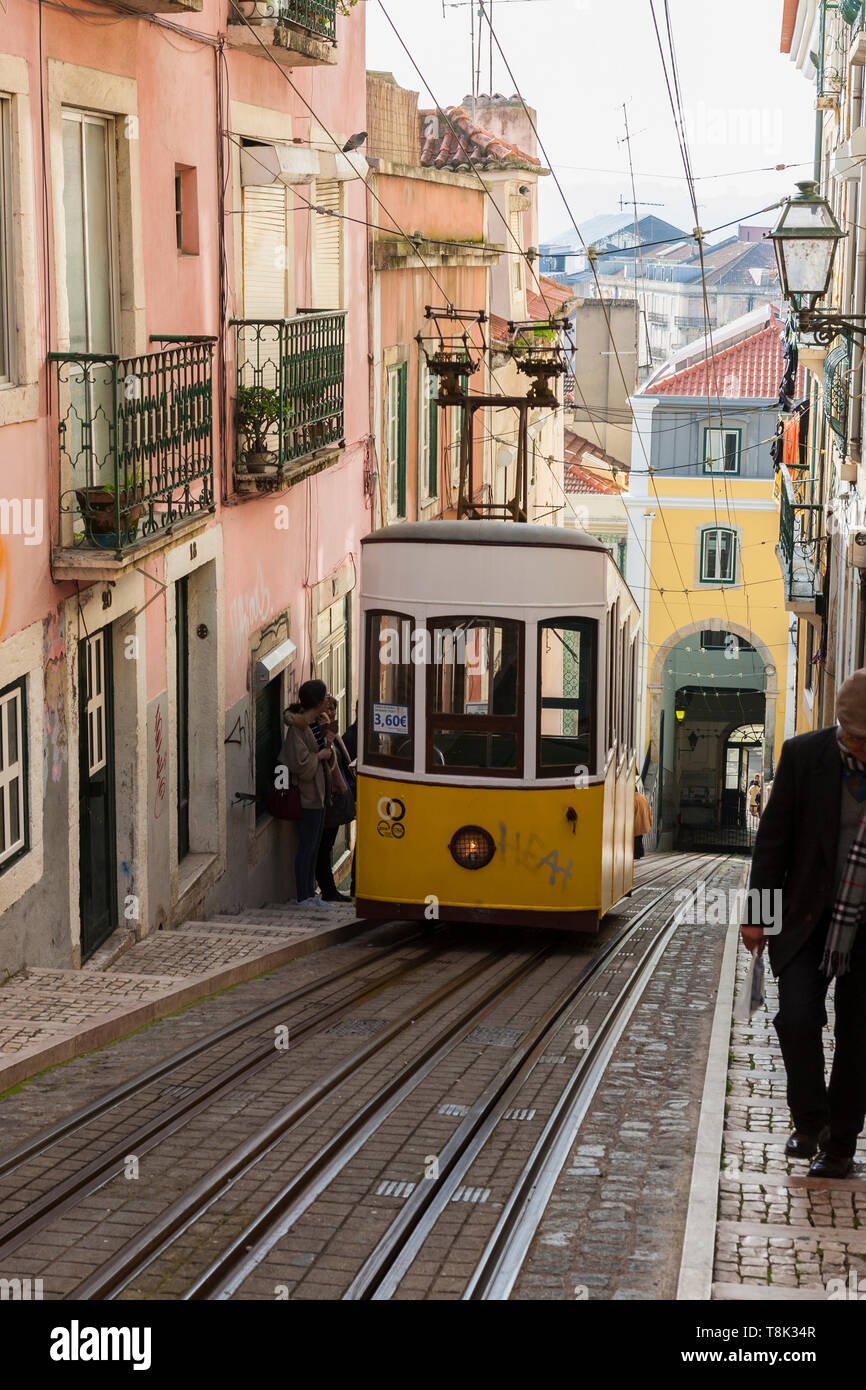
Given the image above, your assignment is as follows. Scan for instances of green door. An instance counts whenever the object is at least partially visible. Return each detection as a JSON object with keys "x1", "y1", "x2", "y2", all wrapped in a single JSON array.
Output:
[
  {"x1": 78, "y1": 629, "x2": 117, "y2": 959},
  {"x1": 176, "y1": 576, "x2": 190, "y2": 861}
]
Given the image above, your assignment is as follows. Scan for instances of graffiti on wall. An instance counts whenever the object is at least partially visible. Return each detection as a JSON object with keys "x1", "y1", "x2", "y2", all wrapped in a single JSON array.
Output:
[
  {"x1": 43, "y1": 606, "x2": 67, "y2": 787},
  {"x1": 153, "y1": 702, "x2": 168, "y2": 819},
  {"x1": 228, "y1": 563, "x2": 272, "y2": 673}
]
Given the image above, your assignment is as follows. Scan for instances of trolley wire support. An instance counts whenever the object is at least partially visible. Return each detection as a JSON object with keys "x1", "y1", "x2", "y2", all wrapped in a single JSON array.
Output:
[{"x1": 417, "y1": 307, "x2": 573, "y2": 525}]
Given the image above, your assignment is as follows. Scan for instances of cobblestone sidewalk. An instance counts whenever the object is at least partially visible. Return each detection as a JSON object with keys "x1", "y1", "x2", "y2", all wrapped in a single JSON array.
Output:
[
  {"x1": 713, "y1": 948, "x2": 866, "y2": 1299},
  {"x1": 0, "y1": 903, "x2": 360, "y2": 1094}
]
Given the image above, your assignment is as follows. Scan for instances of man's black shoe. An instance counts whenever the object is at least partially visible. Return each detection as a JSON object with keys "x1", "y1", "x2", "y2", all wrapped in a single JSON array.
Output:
[
  {"x1": 322, "y1": 891, "x2": 352, "y2": 903},
  {"x1": 785, "y1": 1127, "x2": 830, "y2": 1159},
  {"x1": 808, "y1": 1151, "x2": 854, "y2": 1179}
]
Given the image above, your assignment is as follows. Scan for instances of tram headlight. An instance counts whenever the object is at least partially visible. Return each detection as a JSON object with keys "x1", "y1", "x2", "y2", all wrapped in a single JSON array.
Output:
[{"x1": 449, "y1": 825, "x2": 496, "y2": 870}]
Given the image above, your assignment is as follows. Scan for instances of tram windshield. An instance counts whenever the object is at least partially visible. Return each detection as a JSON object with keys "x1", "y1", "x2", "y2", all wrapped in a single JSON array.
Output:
[
  {"x1": 428, "y1": 618, "x2": 523, "y2": 774},
  {"x1": 364, "y1": 611, "x2": 415, "y2": 769},
  {"x1": 538, "y1": 618, "x2": 596, "y2": 775}
]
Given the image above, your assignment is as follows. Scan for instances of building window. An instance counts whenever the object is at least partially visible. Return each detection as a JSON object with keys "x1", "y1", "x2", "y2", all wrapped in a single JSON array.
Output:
[
  {"x1": 255, "y1": 677, "x2": 283, "y2": 823},
  {"x1": 804, "y1": 619, "x2": 815, "y2": 692},
  {"x1": 448, "y1": 374, "x2": 468, "y2": 502},
  {"x1": 420, "y1": 358, "x2": 439, "y2": 502},
  {"x1": 0, "y1": 677, "x2": 28, "y2": 871},
  {"x1": 509, "y1": 208, "x2": 523, "y2": 292},
  {"x1": 702, "y1": 426, "x2": 741, "y2": 475},
  {"x1": 174, "y1": 165, "x2": 199, "y2": 256},
  {"x1": 386, "y1": 363, "x2": 407, "y2": 520},
  {"x1": 700, "y1": 527, "x2": 738, "y2": 585},
  {"x1": 0, "y1": 94, "x2": 14, "y2": 386},
  {"x1": 312, "y1": 178, "x2": 343, "y2": 310},
  {"x1": 700, "y1": 630, "x2": 754, "y2": 653}
]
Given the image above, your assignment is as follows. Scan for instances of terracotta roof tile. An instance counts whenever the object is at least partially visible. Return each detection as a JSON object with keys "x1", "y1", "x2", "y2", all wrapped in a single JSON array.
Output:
[
  {"x1": 563, "y1": 430, "x2": 626, "y2": 494},
  {"x1": 420, "y1": 106, "x2": 541, "y2": 172},
  {"x1": 644, "y1": 309, "x2": 806, "y2": 400}
]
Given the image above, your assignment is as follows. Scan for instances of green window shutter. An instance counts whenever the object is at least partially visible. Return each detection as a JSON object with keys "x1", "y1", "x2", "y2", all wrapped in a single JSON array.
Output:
[{"x1": 397, "y1": 361, "x2": 407, "y2": 517}]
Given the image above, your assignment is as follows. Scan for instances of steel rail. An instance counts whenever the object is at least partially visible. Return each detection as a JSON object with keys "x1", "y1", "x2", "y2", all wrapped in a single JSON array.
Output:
[
  {"x1": 0, "y1": 931, "x2": 457, "y2": 1260},
  {"x1": 169, "y1": 855, "x2": 717, "y2": 1301},
  {"x1": 67, "y1": 945, "x2": 549, "y2": 1300},
  {"x1": 344, "y1": 856, "x2": 726, "y2": 1300},
  {"x1": 0, "y1": 919, "x2": 424, "y2": 1180}
]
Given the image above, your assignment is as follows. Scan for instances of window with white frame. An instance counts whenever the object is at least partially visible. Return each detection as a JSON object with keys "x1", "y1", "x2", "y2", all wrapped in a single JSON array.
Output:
[
  {"x1": 385, "y1": 363, "x2": 407, "y2": 519},
  {"x1": 509, "y1": 208, "x2": 523, "y2": 292},
  {"x1": 0, "y1": 94, "x2": 14, "y2": 386},
  {"x1": 703, "y1": 426, "x2": 741, "y2": 475},
  {"x1": 0, "y1": 677, "x2": 27, "y2": 870},
  {"x1": 700, "y1": 526, "x2": 738, "y2": 585}
]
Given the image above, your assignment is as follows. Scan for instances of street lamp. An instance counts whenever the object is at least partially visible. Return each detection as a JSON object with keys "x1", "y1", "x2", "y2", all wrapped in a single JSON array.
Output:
[
  {"x1": 675, "y1": 705, "x2": 686, "y2": 724},
  {"x1": 767, "y1": 181, "x2": 866, "y2": 343}
]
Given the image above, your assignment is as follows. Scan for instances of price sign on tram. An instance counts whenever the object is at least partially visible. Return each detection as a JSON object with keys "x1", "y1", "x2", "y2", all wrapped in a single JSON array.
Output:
[{"x1": 372, "y1": 703, "x2": 409, "y2": 735}]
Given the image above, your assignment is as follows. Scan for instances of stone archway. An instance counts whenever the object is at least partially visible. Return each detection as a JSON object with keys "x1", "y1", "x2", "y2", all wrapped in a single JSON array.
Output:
[{"x1": 647, "y1": 619, "x2": 778, "y2": 778}]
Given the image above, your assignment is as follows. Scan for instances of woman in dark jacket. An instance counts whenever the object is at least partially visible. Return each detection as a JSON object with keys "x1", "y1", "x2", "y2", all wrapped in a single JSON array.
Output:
[
  {"x1": 279, "y1": 680, "x2": 336, "y2": 906},
  {"x1": 314, "y1": 694, "x2": 356, "y2": 901}
]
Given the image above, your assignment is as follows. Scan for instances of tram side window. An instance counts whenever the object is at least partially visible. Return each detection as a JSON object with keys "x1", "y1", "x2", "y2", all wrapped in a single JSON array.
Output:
[
  {"x1": 428, "y1": 618, "x2": 522, "y2": 773},
  {"x1": 538, "y1": 618, "x2": 596, "y2": 775},
  {"x1": 365, "y1": 611, "x2": 414, "y2": 769}
]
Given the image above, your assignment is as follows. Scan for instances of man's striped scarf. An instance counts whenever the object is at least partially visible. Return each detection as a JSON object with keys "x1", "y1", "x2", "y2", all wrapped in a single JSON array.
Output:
[{"x1": 823, "y1": 731, "x2": 866, "y2": 978}]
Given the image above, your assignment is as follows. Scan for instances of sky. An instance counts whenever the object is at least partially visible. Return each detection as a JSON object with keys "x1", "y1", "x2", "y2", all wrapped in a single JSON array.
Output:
[{"x1": 365, "y1": 0, "x2": 817, "y2": 247}]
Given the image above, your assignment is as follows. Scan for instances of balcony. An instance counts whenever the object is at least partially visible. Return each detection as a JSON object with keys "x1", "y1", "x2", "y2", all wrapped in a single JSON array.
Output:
[
  {"x1": 227, "y1": 0, "x2": 339, "y2": 68},
  {"x1": 777, "y1": 464, "x2": 823, "y2": 615},
  {"x1": 233, "y1": 311, "x2": 346, "y2": 493},
  {"x1": 824, "y1": 341, "x2": 849, "y2": 457},
  {"x1": 50, "y1": 338, "x2": 215, "y2": 580}
]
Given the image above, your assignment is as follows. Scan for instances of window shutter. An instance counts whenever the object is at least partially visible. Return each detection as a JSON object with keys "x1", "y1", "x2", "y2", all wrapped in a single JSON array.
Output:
[
  {"x1": 510, "y1": 210, "x2": 523, "y2": 290},
  {"x1": 397, "y1": 362, "x2": 407, "y2": 517},
  {"x1": 242, "y1": 184, "x2": 290, "y2": 319},
  {"x1": 313, "y1": 179, "x2": 343, "y2": 310}
]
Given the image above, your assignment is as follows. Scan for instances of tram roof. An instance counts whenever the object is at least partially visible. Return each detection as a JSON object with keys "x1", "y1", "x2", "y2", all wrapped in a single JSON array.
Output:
[{"x1": 362, "y1": 521, "x2": 611, "y2": 553}]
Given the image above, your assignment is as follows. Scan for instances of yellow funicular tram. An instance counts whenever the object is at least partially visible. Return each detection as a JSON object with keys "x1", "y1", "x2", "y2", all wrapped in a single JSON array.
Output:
[{"x1": 355, "y1": 521, "x2": 640, "y2": 930}]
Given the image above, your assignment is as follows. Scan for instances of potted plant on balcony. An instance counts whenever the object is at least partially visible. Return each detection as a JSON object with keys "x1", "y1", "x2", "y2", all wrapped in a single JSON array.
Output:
[
  {"x1": 233, "y1": 0, "x2": 278, "y2": 25},
  {"x1": 75, "y1": 476, "x2": 146, "y2": 549},
  {"x1": 236, "y1": 385, "x2": 282, "y2": 474}
]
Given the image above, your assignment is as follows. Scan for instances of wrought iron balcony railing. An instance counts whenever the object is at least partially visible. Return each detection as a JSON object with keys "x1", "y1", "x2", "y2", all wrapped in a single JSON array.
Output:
[
  {"x1": 778, "y1": 463, "x2": 823, "y2": 608},
  {"x1": 230, "y1": 0, "x2": 337, "y2": 41},
  {"x1": 824, "y1": 341, "x2": 850, "y2": 453},
  {"x1": 233, "y1": 311, "x2": 346, "y2": 484},
  {"x1": 50, "y1": 338, "x2": 215, "y2": 558}
]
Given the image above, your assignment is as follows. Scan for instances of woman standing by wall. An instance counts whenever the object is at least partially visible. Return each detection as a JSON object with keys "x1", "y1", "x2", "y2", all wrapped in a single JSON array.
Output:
[{"x1": 279, "y1": 680, "x2": 337, "y2": 907}]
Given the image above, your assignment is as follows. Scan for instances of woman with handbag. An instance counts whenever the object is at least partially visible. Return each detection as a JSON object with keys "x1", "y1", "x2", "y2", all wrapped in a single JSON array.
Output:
[
  {"x1": 315, "y1": 695, "x2": 357, "y2": 902},
  {"x1": 278, "y1": 680, "x2": 337, "y2": 907}
]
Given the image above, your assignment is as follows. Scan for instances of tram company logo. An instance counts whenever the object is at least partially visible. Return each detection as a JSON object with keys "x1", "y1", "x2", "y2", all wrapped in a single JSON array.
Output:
[
  {"x1": 49, "y1": 1321, "x2": 152, "y2": 1371},
  {"x1": 377, "y1": 796, "x2": 406, "y2": 838}
]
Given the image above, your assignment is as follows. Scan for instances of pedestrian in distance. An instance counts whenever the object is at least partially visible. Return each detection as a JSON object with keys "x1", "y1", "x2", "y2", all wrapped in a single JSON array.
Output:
[
  {"x1": 748, "y1": 774, "x2": 762, "y2": 821},
  {"x1": 279, "y1": 679, "x2": 338, "y2": 910},
  {"x1": 315, "y1": 694, "x2": 356, "y2": 903},
  {"x1": 634, "y1": 779, "x2": 652, "y2": 861},
  {"x1": 742, "y1": 668, "x2": 866, "y2": 1178}
]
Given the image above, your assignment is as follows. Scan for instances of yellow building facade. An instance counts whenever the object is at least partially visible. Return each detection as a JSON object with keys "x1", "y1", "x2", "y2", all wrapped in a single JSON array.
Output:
[{"x1": 624, "y1": 308, "x2": 797, "y2": 850}]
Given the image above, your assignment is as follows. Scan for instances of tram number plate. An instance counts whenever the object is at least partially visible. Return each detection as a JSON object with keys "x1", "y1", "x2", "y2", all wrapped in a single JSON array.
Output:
[{"x1": 373, "y1": 703, "x2": 409, "y2": 735}]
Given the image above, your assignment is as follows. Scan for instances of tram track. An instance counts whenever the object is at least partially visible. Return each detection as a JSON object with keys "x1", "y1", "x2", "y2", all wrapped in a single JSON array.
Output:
[
  {"x1": 69, "y1": 854, "x2": 720, "y2": 1302},
  {"x1": 0, "y1": 852, "x2": 708, "y2": 1299}
]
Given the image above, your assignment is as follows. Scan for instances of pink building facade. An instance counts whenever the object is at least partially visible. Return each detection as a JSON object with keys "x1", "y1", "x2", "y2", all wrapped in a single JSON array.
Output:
[{"x1": 0, "y1": 0, "x2": 371, "y2": 972}]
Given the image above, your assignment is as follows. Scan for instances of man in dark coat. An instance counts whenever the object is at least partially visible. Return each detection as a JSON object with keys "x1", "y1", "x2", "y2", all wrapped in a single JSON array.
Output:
[{"x1": 742, "y1": 669, "x2": 866, "y2": 1178}]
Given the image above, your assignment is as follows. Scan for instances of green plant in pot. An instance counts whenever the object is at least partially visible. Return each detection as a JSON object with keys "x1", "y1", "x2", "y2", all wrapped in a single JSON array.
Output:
[
  {"x1": 236, "y1": 385, "x2": 281, "y2": 473},
  {"x1": 75, "y1": 475, "x2": 146, "y2": 548}
]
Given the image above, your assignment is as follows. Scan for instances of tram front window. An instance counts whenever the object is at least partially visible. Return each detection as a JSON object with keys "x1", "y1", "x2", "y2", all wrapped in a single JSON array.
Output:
[
  {"x1": 365, "y1": 611, "x2": 415, "y2": 769},
  {"x1": 428, "y1": 618, "x2": 523, "y2": 774},
  {"x1": 538, "y1": 618, "x2": 596, "y2": 775}
]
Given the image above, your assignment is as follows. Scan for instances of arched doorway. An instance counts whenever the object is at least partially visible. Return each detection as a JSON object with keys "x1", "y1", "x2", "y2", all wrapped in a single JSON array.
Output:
[
  {"x1": 647, "y1": 624, "x2": 776, "y2": 853},
  {"x1": 722, "y1": 723, "x2": 765, "y2": 835}
]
